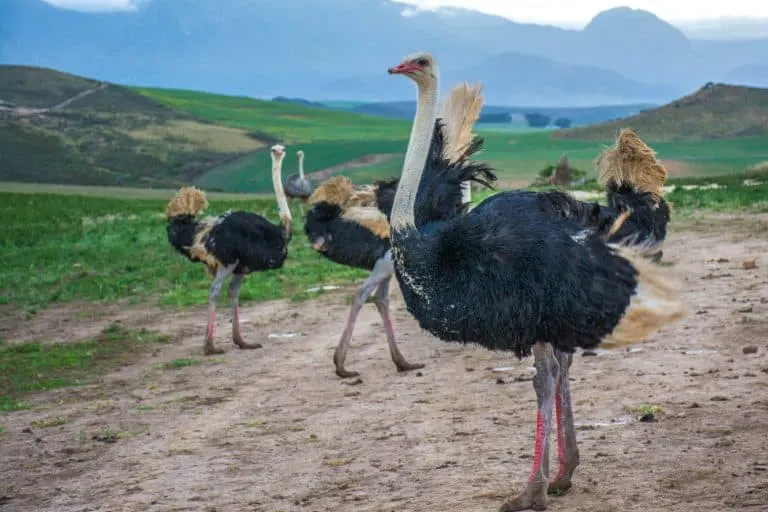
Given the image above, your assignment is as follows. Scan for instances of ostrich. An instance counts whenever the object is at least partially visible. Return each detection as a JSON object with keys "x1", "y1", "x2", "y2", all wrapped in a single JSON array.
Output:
[
  {"x1": 387, "y1": 52, "x2": 686, "y2": 511},
  {"x1": 166, "y1": 145, "x2": 293, "y2": 355},
  {"x1": 284, "y1": 150, "x2": 314, "y2": 199},
  {"x1": 304, "y1": 83, "x2": 494, "y2": 378}
]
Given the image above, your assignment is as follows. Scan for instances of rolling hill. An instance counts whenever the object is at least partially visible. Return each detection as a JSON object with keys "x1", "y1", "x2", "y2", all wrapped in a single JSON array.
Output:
[
  {"x1": 0, "y1": 65, "x2": 275, "y2": 187},
  {"x1": 0, "y1": 65, "x2": 414, "y2": 191},
  {"x1": 555, "y1": 83, "x2": 768, "y2": 141}
]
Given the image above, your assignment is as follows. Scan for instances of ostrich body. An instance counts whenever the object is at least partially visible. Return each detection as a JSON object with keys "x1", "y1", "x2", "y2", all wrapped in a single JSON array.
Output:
[
  {"x1": 304, "y1": 84, "x2": 493, "y2": 378},
  {"x1": 387, "y1": 53, "x2": 686, "y2": 511},
  {"x1": 284, "y1": 150, "x2": 314, "y2": 199},
  {"x1": 166, "y1": 145, "x2": 292, "y2": 355}
]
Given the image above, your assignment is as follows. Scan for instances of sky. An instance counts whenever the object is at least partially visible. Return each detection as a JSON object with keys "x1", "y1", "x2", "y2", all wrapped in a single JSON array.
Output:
[{"x1": 42, "y1": 0, "x2": 768, "y2": 26}]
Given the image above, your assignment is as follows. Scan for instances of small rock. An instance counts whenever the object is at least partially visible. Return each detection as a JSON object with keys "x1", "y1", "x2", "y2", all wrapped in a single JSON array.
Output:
[
  {"x1": 689, "y1": 402, "x2": 701, "y2": 408},
  {"x1": 742, "y1": 259, "x2": 758, "y2": 270},
  {"x1": 743, "y1": 345, "x2": 759, "y2": 355},
  {"x1": 710, "y1": 396, "x2": 729, "y2": 402},
  {"x1": 583, "y1": 350, "x2": 598, "y2": 357},
  {"x1": 495, "y1": 378, "x2": 505, "y2": 384},
  {"x1": 639, "y1": 413, "x2": 657, "y2": 423},
  {"x1": 343, "y1": 378, "x2": 363, "y2": 386},
  {"x1": 415, "y1": 372, "x2": 423, "y2": 377},
  {"x1": 21, "y1": 428, "x2": 32, "y2": 434},
  {"x1": 737, "y1": 305, "x2": 754, "y2": 313},
  {"x1": 676, "y1": 412, "x2": 687, "y2": 418}
]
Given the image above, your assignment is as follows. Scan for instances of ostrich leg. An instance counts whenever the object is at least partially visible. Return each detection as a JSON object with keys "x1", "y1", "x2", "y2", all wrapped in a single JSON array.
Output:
[
  {"x1": 548, "y1": 350, "x2": 579, "y2": 494},
  {"x1": 500, "y1": 342, "x2": 560, "y2": 512},
  {"x1": 204, "y1": 264, "x2": 235, "y2": 355},
  {"x1": 230, "y1": 273, "x2": 262, "y2": 350},
  {"x1": 372, "y1": 275, "x2": 424, "y2": 374},
  {"x1": 333, "y1": 260, "x2": 388, "y2": 378}
]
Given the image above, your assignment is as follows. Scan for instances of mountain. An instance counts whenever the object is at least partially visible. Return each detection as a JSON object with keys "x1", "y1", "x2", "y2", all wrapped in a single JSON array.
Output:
[
  {"x1": 554, "y1": 83, "x2": 768, "y2": 141},
  {"x1": 1, "y1": 0, "x2": 767, "y2": 105}
]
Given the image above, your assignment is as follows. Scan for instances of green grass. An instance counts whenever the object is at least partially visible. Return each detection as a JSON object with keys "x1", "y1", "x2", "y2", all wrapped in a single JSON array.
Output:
[
  {"x1": 136, "y1": 87, "x2": 410, "y2": 143},
  {"x1": 161, "y1": 358, "x2": 201, "y2": 370},
  {"x1": 0, "y1": 323, "x2": 170, "y2": 411},
  {"x1": 0, "y1": 191, "x2": 367, "y2": 311}
]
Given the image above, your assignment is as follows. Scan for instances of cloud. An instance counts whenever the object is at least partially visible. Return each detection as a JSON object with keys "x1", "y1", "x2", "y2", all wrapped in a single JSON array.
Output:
[{"x1": 42, "y1": 0, "x2": 149, "y2": 12}]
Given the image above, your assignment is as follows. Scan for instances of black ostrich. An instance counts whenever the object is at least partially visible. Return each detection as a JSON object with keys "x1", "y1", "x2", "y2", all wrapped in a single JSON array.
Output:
[
  {"x1": 387, "y1": 52, "x2": 687, "y2": 511},
  {"x1": 304, "y1": 83, "x2": 492, "y2": 378},
  {"x1": 166, "y1": 145, "x2": 293, "y2": 355},
  {"x1": 284, "y1": 149, "x2": 314, "y2": 200}
]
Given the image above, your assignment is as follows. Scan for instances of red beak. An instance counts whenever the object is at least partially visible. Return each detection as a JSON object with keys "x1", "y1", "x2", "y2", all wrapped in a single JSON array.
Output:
[{"x1": 387, "y1": 62, "x2": 420, "y2": 75}]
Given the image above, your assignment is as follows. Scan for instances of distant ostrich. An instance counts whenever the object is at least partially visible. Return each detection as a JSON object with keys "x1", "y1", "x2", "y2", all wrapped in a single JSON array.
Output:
[
  {"x1": 284, "y1": 150, "x2": 314, "y2": 199},
  {"x1": 304, "y1": 83, "x2": 493, "y2": 378},
  {"x1": 387, "y1": 52, "x2": 686, "y2": 511},
  {"x1": 166, "y1": 145, "x2": 292, "y2": 355}
]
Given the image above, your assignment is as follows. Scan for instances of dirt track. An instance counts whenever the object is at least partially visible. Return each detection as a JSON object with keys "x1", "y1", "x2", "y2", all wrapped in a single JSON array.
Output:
[{"x1": 2, "y1": 214, "x2": 768, "y2": 512}]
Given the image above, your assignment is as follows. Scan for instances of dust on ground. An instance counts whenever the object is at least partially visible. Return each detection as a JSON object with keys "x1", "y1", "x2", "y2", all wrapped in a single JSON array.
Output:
[{"x1": 2, "y1": 214, "x2": 768, "y2": 512}]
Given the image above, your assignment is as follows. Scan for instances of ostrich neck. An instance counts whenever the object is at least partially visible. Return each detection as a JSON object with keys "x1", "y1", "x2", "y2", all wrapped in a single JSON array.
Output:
[
  {"x1": 298, "y1": 154, "x2": 305, "y2": 179},
  {"x1": 271, "y1": 158, "x2": 292, "y2": 239},
  {"x1": 390, "y1": 81, "x2": 439, "y2": 229}
]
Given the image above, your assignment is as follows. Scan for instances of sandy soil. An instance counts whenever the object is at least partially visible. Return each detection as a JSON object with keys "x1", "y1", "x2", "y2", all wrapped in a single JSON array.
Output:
[{"x1": 2, "y1": 214, "x2": 768, "y2": 512}]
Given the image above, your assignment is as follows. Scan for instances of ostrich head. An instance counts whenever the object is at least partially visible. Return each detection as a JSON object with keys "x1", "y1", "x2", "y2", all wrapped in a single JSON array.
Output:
[
  {"x1": 297, "y1": 150, "x2": 304, "y2": 158},
  {"x1": 387, "y1": 52, "x2": 438, "y2": 86},
  {"x1": 271, "y1": 144, "x2": 285, "y2": 159}
]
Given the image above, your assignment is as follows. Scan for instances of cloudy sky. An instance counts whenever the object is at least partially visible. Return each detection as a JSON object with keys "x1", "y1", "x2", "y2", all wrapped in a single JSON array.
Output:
[{"x1": 43, "y1": 0, "x2": 768, "y2": 26}]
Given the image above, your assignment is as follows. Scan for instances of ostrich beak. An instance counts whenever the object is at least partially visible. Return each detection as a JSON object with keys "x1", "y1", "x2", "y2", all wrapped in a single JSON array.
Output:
[{"x1": 388, "y1": 62, "x2": 419, "y2": 75}]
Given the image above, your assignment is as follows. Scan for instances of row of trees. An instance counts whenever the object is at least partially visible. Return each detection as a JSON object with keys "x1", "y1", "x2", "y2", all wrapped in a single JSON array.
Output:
[{"x1": 477, "y1": 112, "x2": 573, "y2": 129}]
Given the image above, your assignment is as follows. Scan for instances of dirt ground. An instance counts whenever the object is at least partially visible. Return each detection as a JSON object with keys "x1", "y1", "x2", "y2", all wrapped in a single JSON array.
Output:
[{"x1": 2, "y1": 214, "x2": 768, "y2": 512}]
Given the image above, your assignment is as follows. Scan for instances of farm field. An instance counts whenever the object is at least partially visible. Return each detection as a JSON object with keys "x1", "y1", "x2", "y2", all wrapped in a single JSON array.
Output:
[
  {"x1": 137, "y1": 88, "x2": 768, "y2": 193},
  {"x1": 1, "y1": 206, "x2": 767, "y2": 511}
]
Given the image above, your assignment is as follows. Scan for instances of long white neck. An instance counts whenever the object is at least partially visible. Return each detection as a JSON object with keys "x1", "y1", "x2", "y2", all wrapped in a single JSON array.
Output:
[
  {"x1": 298, "y1": 153, "x2": 305, "y2": 179},
  {"x1": 271, "y1": 155, "x2": 292, "y2": 237},
  {"x1": 461, "y1": 181, "x2": 471, "y2": 205},
  {"x1": 390, "y1": 78, "x2": 440, "y2": 230}
]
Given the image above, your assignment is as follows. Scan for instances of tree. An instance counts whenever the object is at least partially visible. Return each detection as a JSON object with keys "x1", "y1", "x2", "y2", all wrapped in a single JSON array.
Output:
[
  {"x1": 554, "y1": 117, "x2": 572, "y2": 129},
  {"x1": 524, "y1": 112, "x2": 550, "y2": 128}
]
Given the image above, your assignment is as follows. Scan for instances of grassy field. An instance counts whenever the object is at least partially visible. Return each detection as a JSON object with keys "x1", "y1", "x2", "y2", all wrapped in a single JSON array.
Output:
[{"x1": 0, "y1": 172, "x2": 767, "y2": 411}]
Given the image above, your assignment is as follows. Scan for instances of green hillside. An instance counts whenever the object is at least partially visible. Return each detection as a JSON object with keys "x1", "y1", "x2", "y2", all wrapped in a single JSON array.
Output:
[
  {"x1": 4, "y1": 66, "x2": 768, "y2": 194},
  {"x1": 0, "y1": 66, "x2": 269, "y2": 187},
  {"x1": 556, "y1": 83, "x2": 768, "y2": 141}
]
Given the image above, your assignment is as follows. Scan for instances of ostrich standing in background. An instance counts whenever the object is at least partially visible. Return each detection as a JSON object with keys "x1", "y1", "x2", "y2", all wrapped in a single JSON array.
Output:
[
  {"x1": 166, "y1": 145, "x2": 292, "y2": 355},
  {"x1": 387, "y1": 52, "x2": 686, "y2": 511},
  {"x1": 304, "y1": 83, "x2": 492, "y2": 378},
  {"x1": 284, "y1": 150, "x2": 314, "y2": 199}
]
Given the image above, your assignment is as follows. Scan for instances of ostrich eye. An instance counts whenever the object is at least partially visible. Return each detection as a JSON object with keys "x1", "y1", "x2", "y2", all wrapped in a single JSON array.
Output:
[{"x1": 416, "y1": 58, "x2": 429, "y2": 67}]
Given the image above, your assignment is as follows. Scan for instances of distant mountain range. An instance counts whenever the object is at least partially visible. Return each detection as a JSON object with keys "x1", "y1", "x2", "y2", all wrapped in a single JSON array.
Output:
[{"x1": 1, "y1": 0, "x2": 767, "y2": 105}]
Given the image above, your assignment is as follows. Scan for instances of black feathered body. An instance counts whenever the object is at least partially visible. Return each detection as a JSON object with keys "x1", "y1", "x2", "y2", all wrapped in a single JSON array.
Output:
[
  {"x1": 284, "y1": 174, "x2": 314, "y2": 199},
  {"x1": 602, "y1": 183, "x2": 670, "y2": 247},
  {"x1": 303, "y1": 202, "x2": 390, "y2": 270},
  {"x1": 168, "y1": 210, "x2": 289, "y2": 274},
  {"x1": 392, "y1": 196, "x2": 639, "y2": 359}
]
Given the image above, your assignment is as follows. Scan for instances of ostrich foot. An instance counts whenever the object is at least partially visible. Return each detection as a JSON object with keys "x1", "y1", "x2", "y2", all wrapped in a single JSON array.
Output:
[
  {"x1": 546, "y1": 476, "x2": 572, "y2": 495},
  {"x1": 233, "y1": 335, "x2": 262, "y2": 350},
  {"x1": 395, "y1": 361, "x2": 425, "y2": 373},
  {"x1": 204, "y1": 339, "x2": 226, "y2": 356},
  {"x1": 335, "y1": 366, "x2": 360, "y2": 379},
  {"x1": 499, "y1": 483, "x2": 548, "y2": 512}
]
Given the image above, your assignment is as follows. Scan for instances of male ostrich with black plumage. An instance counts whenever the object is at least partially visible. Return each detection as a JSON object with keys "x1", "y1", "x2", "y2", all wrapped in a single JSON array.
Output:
[
  {"x1": 387, "y1": 52, "x2": 686, "y2": 511},
  {"x1": 166, "y1": 145, "x2": 292, "y2": 355},
  {"x1": 304, "y1": 83, "x2": 492, "y2": 378},
  {"x1": 284, "y1": 150, "x2": 314, "y2": 199}
]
